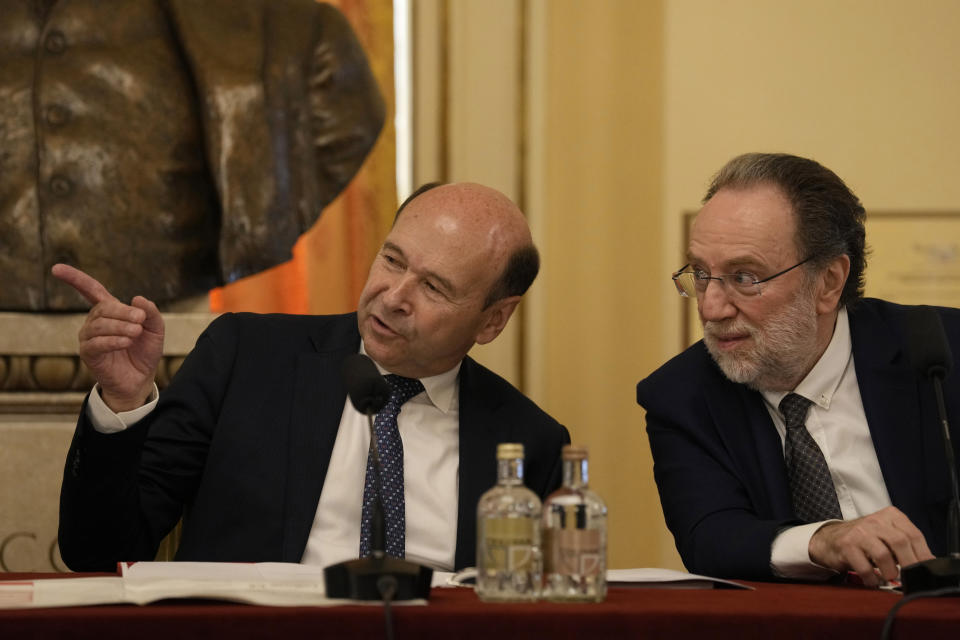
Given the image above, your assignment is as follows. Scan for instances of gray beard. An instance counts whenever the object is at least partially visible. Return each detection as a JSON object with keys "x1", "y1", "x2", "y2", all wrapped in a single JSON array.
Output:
[{"x1": 703, "y1": 288, "x2": 820, "y2": 392}]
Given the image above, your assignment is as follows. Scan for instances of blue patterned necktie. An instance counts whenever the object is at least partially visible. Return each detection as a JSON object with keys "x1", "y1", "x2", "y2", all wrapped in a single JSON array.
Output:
[
  {"x1": 780, "y1": 393, "x2": 843, "y2": 523},
  {"x1": 359, "y1": 374, "x2": 424, "y2": 558}
]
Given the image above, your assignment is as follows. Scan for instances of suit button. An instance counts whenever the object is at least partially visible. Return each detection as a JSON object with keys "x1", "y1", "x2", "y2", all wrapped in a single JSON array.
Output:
[
  {"x1": 44, "y1": 31, "x2": 66, "y2": 54},
  {"x1": 50, "y1": 175, "x2": 72, "y2": 196},
  {"x1": 45, "y1": 104, "x2": 70, "y2": 126}
]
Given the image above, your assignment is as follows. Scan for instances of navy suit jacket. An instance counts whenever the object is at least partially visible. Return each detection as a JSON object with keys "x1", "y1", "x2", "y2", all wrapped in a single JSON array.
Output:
[
  {"x1": 636, "y1": 299, "x2": 960, "y2": 580},
  {"x1": 60, "y1": 312, "x2": 569, "y2": 572}
]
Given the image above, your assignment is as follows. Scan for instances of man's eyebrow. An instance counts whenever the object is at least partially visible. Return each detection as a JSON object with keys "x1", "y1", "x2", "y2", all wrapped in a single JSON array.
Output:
[
  {"x1": 685, "y1": 252, "x2": 764, "y2": 269},
  {"x1": 382, "y1": 241, "x2": 405, "y2": 257},
  {"x1": 382, "y1": 241, "x2": 457, "y2": 294}
]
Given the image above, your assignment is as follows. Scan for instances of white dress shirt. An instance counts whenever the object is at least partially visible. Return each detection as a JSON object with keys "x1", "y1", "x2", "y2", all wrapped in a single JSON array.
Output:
[
  {"x1": 762, "y1": 307, "x2": 892, "y2": 579},
  {"x1": 300, "y1": 351, "x2": 460, "y2": 570},
  {"x1": 87, "y1": 343, "x2": 462, "y2": 571}
]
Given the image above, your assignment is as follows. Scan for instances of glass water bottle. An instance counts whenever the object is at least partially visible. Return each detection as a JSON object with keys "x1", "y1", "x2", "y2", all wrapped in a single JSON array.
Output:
[
  {"x1": 475, "y1": 443, "x2": 542, "y2": 601},
  {"x1": 542, "y1": 444, "x2": 607, "y2": 602}
]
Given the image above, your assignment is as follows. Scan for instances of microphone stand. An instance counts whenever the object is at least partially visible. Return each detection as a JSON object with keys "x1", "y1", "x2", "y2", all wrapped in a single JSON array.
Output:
[
  {"x1": 901, "y1": 372, "x2": 960, "y2": 593},
  {"x1": 323, "y1": 410, "x2": 433, "y2": 601}
]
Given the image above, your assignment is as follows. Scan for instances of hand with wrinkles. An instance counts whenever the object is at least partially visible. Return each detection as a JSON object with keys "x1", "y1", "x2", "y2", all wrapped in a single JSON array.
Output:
[
  {"x1": 809, "y1": 506, "x2": 934, "y2": 587},
  {"x1": 51, "y1": 264, "x2": 164, "y2": 413}
]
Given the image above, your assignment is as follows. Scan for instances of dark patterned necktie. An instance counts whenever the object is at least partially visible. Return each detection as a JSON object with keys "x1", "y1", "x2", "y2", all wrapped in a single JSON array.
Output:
[
  {"x1": 359, "y1": 374, "x2": 424, "y2": 558},
  {"x1": 780, "y1": 393, "x2": 843, "y2": 523}
]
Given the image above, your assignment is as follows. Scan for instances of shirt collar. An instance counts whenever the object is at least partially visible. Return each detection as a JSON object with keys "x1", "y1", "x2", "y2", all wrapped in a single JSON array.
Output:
[
  {"x1": 761, "y1": 306, "x2": 852, "y2": 411},
  {"x1": 359, "y1": 341, "x2": 461, "y2": 414}
]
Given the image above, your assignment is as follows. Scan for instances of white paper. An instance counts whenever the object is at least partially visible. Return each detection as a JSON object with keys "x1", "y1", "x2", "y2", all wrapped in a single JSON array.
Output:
[
  {"x1": 607, "y1": 567, "x2": 751, "y2": 589},
  {"x1": 433, "y1": 567, "x2": 750, "y2": 590}
]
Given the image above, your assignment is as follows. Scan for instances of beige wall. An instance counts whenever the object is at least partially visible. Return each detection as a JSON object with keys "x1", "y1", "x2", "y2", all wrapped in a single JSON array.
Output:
[
  {"x1": 412, "y1": 0, "x2": 960, "y2": 571},
  {"x1": 412, "y1": 0, "x2": 673, "y2": 569},
  {"x1": 528, "y1": 0, "x2": 670, "y2": 569}
]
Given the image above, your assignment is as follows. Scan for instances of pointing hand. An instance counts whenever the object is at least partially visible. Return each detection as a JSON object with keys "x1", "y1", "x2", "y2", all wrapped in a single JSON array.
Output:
[{"x1": 51, "y1": 264, "x2": 164, "y2": 412}]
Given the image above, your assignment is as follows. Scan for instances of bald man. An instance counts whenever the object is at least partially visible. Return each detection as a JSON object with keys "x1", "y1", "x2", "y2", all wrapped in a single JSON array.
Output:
[{"x1": 55, "y1": 182, "x2": 569, "y2": 572}]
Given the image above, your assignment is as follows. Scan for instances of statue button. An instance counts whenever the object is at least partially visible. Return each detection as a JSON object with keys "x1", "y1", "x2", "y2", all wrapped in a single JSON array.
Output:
[
  {"x1": 50, "y1": 175, "x2": 72, "y2": 197},
  {"x1": 44, "y1": 31, "x2": 66, "y2": 54},
  {"x1": 52, "y1": 251, "x2": 78, "y2": 267},
  {"x1": 45, "y1": 105, "x2": 70, "y2": 126}
]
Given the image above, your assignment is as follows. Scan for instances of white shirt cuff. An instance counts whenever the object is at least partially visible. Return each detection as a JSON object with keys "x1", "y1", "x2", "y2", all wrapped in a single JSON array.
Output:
[
  {"x1": 86, "y1": 383, "x2": 160, "y2": 434},
  {"x1": 770, "y1": 521, "x2": 842, "y2": 580}
]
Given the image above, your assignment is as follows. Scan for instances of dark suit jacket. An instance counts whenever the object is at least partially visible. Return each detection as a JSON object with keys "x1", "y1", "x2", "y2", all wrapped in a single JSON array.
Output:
[
  {"x1": 636, "y1": 298, "x2": 960, "y2": 581},
  {"x1": 59, "y1": 312, "x2": 569, "y2": 572}
]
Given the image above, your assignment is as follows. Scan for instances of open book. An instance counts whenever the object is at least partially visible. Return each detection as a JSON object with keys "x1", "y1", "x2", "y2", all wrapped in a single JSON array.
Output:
[{"x1": 0, "y1": 562, "x2": 426, "y2": 609}]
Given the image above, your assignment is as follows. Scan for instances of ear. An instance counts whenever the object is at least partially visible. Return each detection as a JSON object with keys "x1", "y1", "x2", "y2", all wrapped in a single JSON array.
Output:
[
  {"x1": 475, "y1": 296, "x2": 522, "y2": 345},
  {"x1": 815, "y1": 254, "x2": 850, "y2": 314}
]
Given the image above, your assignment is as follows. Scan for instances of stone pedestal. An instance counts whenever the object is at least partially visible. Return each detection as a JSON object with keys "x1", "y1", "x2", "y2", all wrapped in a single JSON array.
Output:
[{"x1": 0, "y1": 312, "x2": 214, "y2": 572}]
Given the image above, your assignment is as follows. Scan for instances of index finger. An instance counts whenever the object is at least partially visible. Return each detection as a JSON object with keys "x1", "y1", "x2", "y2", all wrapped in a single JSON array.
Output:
[{"x1": 51, "y1": 263, "x2": 115, "y2": 306}]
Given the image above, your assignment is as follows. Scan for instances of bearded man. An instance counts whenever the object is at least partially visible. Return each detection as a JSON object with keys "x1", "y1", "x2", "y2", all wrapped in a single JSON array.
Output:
[{"x1": 636, "y1": 153, "x2": 960, "y2": 585}]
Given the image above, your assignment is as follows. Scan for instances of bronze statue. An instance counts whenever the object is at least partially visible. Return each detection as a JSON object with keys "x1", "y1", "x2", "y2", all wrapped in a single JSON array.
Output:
[{"x1": 0, "y1": 0, "x2": 384, "y2": 310}]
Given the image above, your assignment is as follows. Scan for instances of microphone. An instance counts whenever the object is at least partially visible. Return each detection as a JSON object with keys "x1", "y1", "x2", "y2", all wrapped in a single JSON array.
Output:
[
  {"x1": 900, "y1": 306, "x2": 960, "y2": 593},
  {"x1": 323, "y1": 354, "x2": 433, "y2": 601},
  {"x1": 905, "y1": 305, "x2": 954, "y2": 379},
  {"x1": 342, "y1": 353, "x2": 391, "y2": 414}
]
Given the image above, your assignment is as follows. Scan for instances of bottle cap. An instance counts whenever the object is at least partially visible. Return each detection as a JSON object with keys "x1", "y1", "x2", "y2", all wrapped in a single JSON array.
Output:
[
  {"x1": 561, "y1": 444, "x2": 588, "y2": 460},
  {"x1": 496, "y1": 443, "x2": 524, "y2": 459}
]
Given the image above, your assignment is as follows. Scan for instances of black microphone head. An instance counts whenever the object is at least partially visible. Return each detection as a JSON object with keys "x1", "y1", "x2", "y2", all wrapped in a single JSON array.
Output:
[
  {"x1": 904, "y1": 306, "x2": 953, "y2": 379},
  {"x1": 342, "y1": 354, "x2": 390, "y2": 414}
]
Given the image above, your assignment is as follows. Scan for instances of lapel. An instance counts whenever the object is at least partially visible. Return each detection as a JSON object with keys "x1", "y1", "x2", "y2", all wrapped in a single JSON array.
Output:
[
  {"x1": 280, "y1": 316, "x2": 360, "y2": 561},
  {"x1": 164, "y1": 0, "x2": 271, "y2": 206},
  {"x1": 701, "y1": 364, "x2": 795, "y2": 520},
  {"x1": 849, "y1": 302, "x2": 927, "y2": 518},
  {"x1": 454, "y1": 358, "x2": 509, "y2": 570},
  {"x1": 163, "y1": 0, "x2": 302, "y2": 268}
]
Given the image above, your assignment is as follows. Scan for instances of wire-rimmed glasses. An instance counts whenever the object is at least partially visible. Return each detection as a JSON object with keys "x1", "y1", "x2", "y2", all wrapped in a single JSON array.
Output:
[{"x1": 672, "y1": 257, "x2": 813, "y2": 298}]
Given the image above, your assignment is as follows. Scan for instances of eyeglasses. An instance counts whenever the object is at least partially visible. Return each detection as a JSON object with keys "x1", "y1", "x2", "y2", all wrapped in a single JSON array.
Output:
[{"x1": 672, "y1": 256, "x2": 813, "y2": 299}]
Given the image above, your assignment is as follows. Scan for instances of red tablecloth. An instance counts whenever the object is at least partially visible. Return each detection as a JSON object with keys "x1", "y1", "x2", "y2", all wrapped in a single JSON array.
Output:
[{"x1": 1, "y1": 573, "x2": 958, "y2": 639}]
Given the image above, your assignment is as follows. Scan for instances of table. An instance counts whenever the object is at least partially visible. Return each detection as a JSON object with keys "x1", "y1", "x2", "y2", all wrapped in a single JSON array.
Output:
[{"x1": 2, "y1": 573, "x2": 959, "y2": 639}]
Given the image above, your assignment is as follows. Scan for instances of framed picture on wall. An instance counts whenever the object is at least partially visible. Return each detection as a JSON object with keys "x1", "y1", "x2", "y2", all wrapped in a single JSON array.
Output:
[{"x1": 861, "y1": 212, "x2": 960, "y2": 307}]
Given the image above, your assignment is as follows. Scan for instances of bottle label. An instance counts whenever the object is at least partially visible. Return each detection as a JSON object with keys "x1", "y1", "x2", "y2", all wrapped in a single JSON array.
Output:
[
  {"x1": 544, "y1": 529, "x2": 602, "y2": 576},
  {"x1": 482, "y1": 518, "x2": 536, "y2": 570}
]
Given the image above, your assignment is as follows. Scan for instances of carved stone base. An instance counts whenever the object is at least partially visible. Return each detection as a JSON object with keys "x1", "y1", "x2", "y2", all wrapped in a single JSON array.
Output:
[
  {"x1": 0, "y1": 311, "x2": 215, "y2": 572},
  {"x1": 0, "y1": 312, "x2": 215, "y2": 414}
]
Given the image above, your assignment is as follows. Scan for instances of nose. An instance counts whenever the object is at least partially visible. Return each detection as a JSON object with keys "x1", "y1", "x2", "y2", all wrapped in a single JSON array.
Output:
[
  {"x1": 381, "y1": 274, "x2": 415, "y2": 313},
  {"x1": 697, "y1": 279, "x2": 737, "y2": 323}
]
